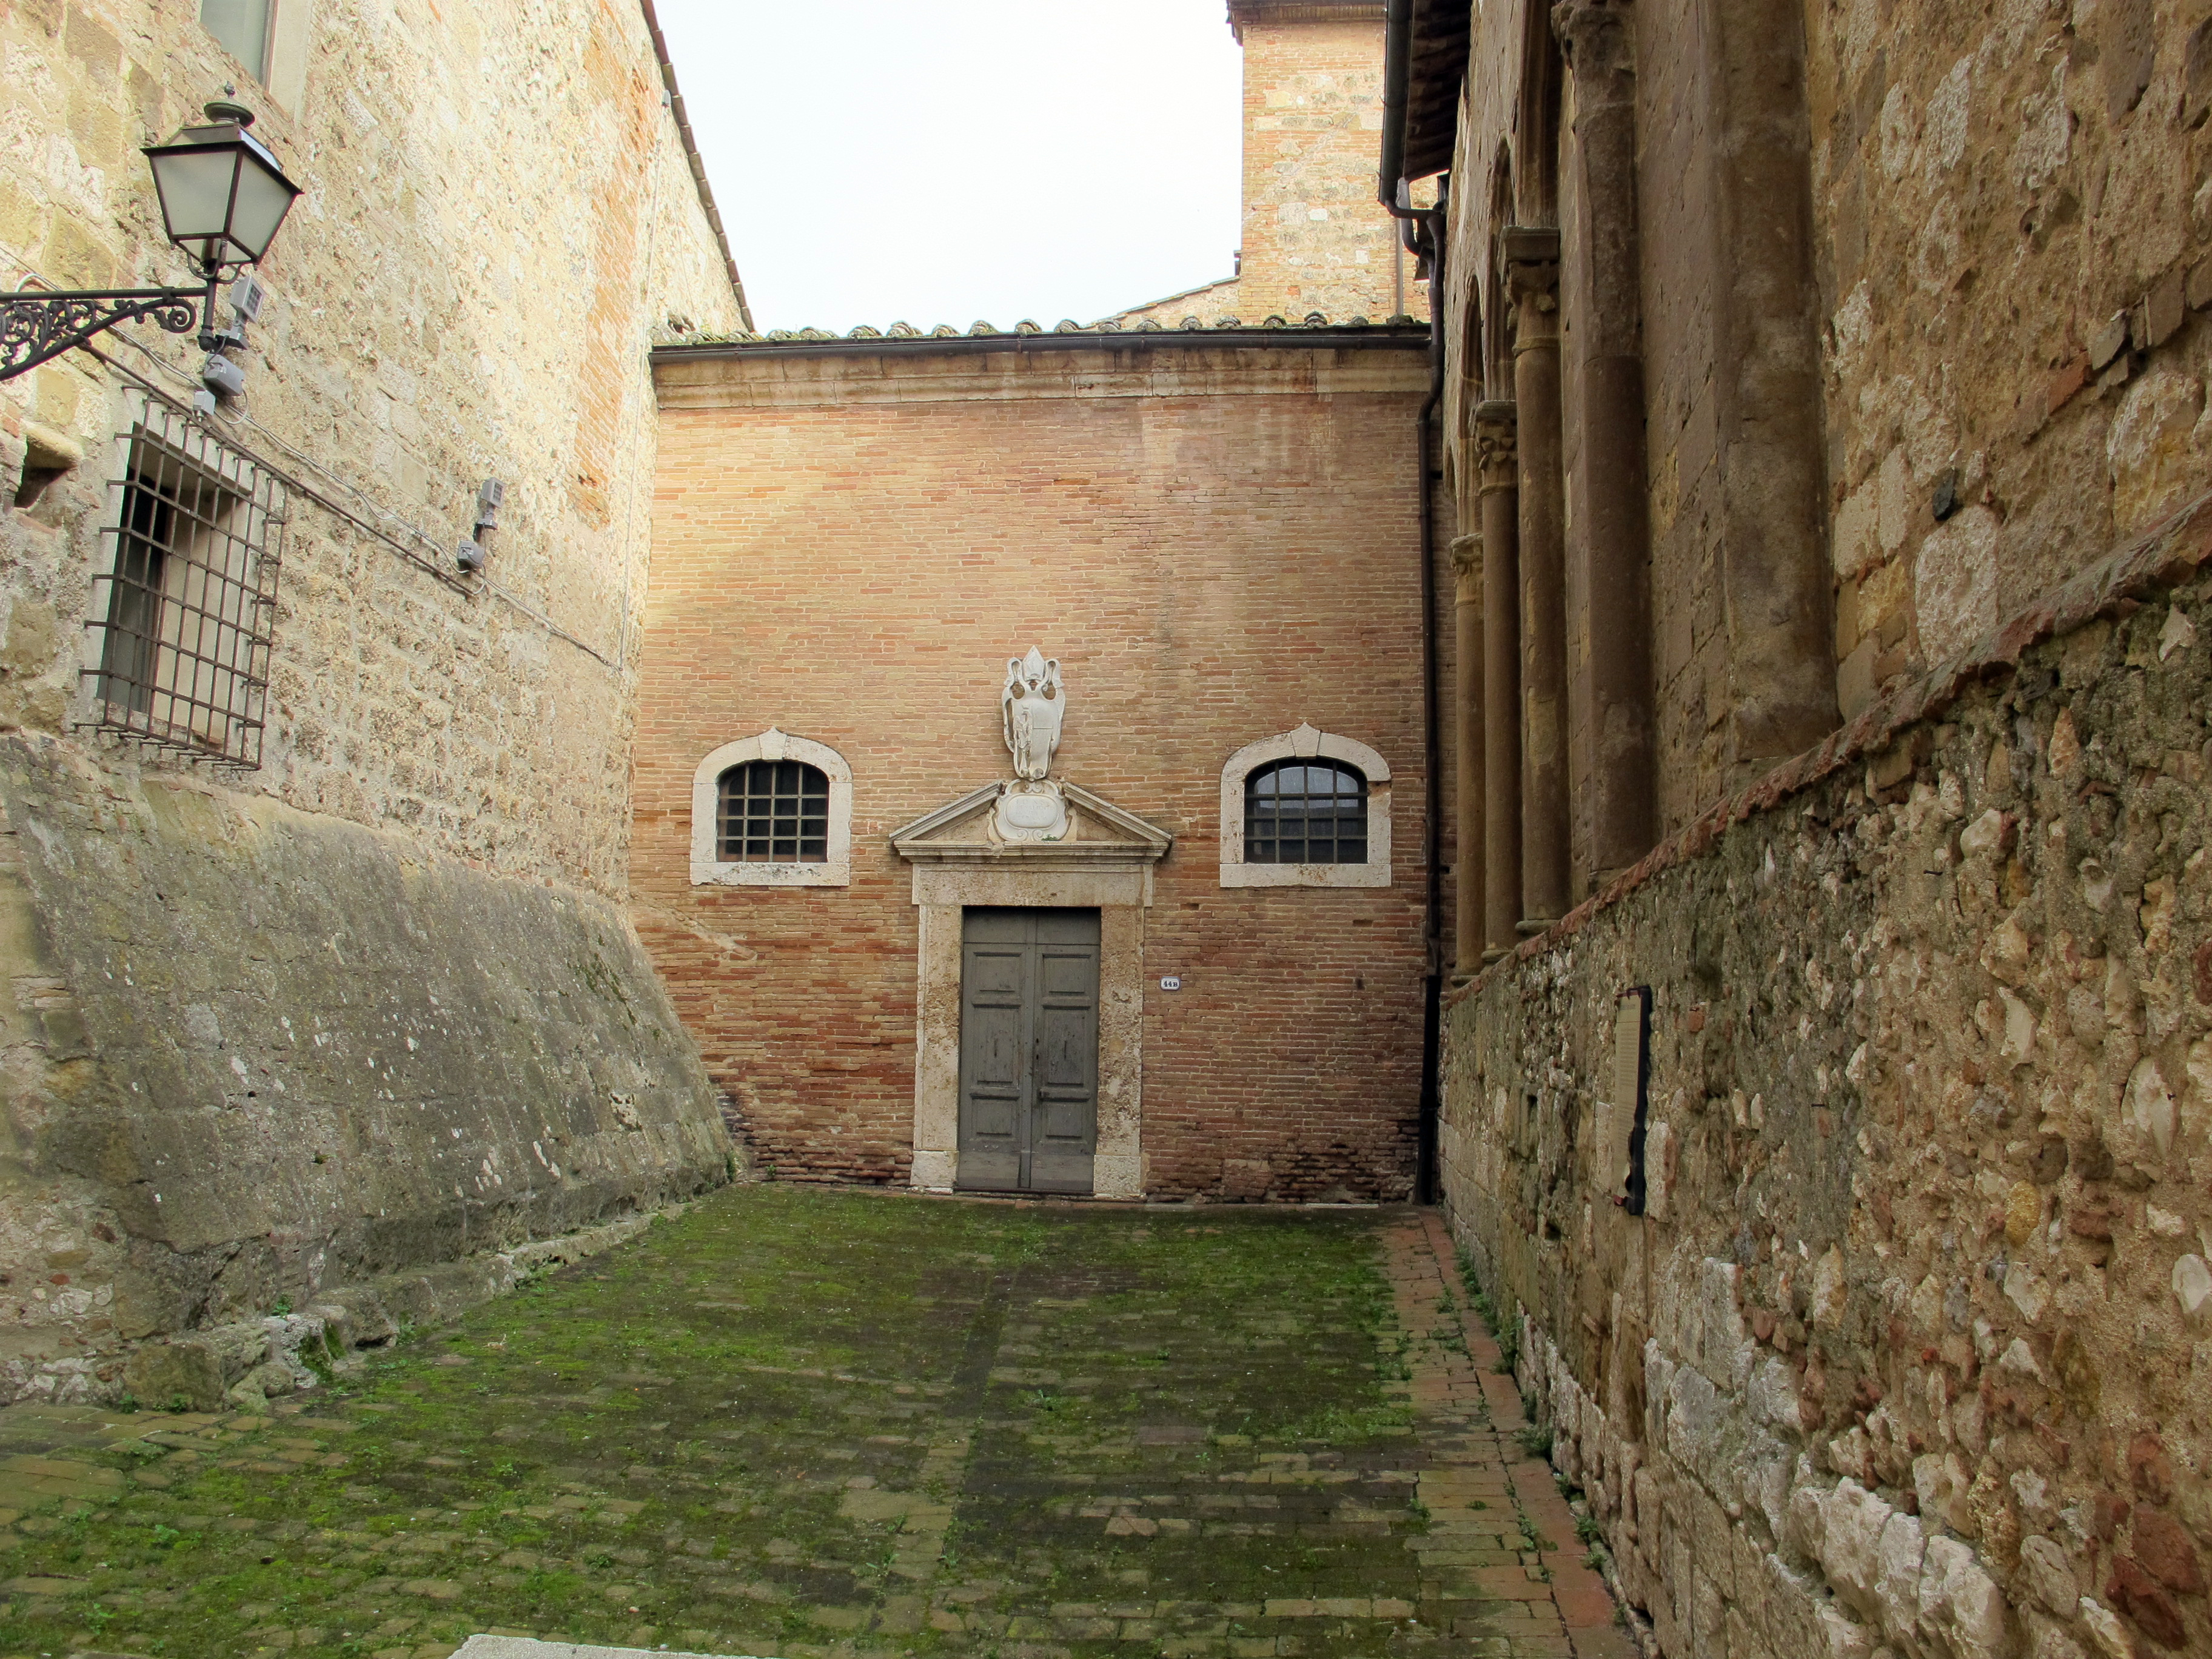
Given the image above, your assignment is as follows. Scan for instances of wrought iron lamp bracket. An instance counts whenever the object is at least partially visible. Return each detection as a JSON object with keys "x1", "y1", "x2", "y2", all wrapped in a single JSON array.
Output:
[{"x1": 1, "y1": 269, "x2": 219, "y2": 381}]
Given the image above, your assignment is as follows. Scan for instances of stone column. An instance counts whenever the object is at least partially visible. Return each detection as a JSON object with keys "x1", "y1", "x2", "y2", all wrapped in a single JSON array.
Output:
[
  {"x1": 1450, "y1": 530, "x2": 1484, "y2": 977},
  {"x1": 1703, "y1": 0, "x2": 1838, "y2": 768},
  {"x1": 1557, "y1": 0, "x2": 1655, "y2": 884},
  {"x1": 1505, "y1": 227, "x2": 1569, "y2": 929},
  {"x1": 1474, "y1": 400, "x2": 1523, "y2": 960}
]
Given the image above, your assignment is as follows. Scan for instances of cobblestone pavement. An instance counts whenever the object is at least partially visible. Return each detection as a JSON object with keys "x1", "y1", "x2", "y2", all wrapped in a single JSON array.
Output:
[{"x1": 0, "y1": 1190, "x2": 1629, "y2": 1659}]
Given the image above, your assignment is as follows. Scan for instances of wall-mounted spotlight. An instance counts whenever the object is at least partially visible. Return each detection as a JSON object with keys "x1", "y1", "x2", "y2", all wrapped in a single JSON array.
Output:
[{"x1": 456, "y1": 479, "x2": 504, "y2": 574}]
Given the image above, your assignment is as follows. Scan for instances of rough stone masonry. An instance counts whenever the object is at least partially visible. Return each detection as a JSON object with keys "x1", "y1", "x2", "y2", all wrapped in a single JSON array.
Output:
[
  {"x1": 1445, "y1": 503, "x2": 2212, "y2": 1659},
  {"x1": 1402, "y1": 0, "x2": 2212, "y2": 1655},
  {"x1": 1, "y1": 0, "x2": 746, "y2": 1406}
]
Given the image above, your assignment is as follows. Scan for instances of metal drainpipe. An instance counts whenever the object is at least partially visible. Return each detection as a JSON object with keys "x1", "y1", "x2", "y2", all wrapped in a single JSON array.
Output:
[
  {"x1": 1378, "y1": 0, "x2": 1412, "y2": 213},
  {"x1": 1381, "y1": 0, "x2": 1448, "y2": 1206},
  {"x1": 1412, "y1": 193, "x2": 1446, "y2": 1207}
]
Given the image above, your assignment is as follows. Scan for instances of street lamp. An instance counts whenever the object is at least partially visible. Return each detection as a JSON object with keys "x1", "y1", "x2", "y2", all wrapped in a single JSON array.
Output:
[{"x1": 1, "y1": 102, "x2": 301, "y2": 381}]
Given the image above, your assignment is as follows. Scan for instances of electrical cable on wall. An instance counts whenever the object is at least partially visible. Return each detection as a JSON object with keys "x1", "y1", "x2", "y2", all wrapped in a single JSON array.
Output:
[{"x1": 6, "y1": 246, "x2": 626, "y2": 674}]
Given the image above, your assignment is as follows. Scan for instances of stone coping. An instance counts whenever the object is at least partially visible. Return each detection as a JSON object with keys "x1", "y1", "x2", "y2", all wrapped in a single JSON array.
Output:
[
  {"x1": 1448, "y1": 484, "x2": 2212, "y2": 1009},
  {"x1": 654, "y1": 340, "x2": 1430, "y2": 410},
  {"x1": 652, "y1": 317, "x2": 1429, "y2": 359}
]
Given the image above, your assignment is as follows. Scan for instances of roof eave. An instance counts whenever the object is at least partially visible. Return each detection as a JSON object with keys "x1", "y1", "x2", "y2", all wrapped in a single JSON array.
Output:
[{"x1": 650, "y1": 325, "x2": 1433, "y2": 369}]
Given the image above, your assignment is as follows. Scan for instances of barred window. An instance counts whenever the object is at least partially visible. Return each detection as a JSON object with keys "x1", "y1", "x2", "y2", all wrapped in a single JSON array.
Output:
[
  {"x1": 718, "y1": 760, "x2": 830, "y2": 863},
  {"x1": 85, "y1": 414, "x2": 284, "y2": 769},
  {"x1": 1245, "y1": 759, "x2": 1367, "y2": 864}
]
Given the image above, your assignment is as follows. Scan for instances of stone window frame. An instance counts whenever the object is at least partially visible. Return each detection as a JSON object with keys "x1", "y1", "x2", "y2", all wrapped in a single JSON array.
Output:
[
  {"x1": 690, "y1": 728, "x2": 852, "y2": 888},
  {"x1": 1218, "y1": 723, "x2": 1392, "y2": 888}
]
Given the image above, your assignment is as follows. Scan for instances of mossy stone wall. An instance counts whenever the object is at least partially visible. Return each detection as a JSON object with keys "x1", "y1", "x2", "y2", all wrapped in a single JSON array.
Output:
[{"x1": 0, "y1": 737, "x2": 735, "y2": 1405}]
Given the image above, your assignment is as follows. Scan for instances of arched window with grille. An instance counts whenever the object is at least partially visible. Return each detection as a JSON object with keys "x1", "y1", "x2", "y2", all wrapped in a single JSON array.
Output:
[
  {"x1": 719, "y1": 759, "x2": 829, "y2": 863},
  {"x1": 1245, "y1": 759, "x2": 1367, "y2": 865},
  {"x1": 690, "y1": 729, "x2": 853, "y2": 886},
  {"x1": 1219, "y1": 725, "x2": 1392, "y2": 888}
]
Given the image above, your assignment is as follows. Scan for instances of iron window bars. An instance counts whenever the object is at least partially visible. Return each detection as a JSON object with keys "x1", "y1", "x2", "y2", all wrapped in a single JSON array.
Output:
[
  {"x1": 718, "y1": 759, "x2": 830, "y2": 862},
  {"x1": 1247, "y1": 759, "x2": 1367, "y2": 864},
  {"x1": 82, "y1": 405, "x2": 284, "y2": 768}
]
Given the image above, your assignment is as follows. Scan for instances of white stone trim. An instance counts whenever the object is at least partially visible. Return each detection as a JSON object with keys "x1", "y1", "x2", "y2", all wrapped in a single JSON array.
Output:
[
  {"x1": 893, "y1": 779, "x2": 1170, "y2": 1198},
  {"x1": 1219, "y1": 723, "x2": 1393, "y2": 888},
  {"x1": 909, "y1": 896, "x2": 1147, "y2": 1200},
  {"x1": 689, "y1": 728, "x2": 853, "y2": 887}
]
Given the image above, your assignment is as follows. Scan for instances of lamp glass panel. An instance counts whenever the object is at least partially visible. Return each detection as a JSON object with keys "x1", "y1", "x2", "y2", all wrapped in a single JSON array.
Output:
[
  {"x1": 147, "y1": 148, "x2": 241, "y2": 244},
  {"x1": 226, "y1": 161, "x2": 298, "y2": 260}
]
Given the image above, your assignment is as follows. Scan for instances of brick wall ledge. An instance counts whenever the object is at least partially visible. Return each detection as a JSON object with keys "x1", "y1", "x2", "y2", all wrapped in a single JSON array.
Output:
[{"x1": 1447, "y1": 484, "x2": 2212, "y2": 1010}]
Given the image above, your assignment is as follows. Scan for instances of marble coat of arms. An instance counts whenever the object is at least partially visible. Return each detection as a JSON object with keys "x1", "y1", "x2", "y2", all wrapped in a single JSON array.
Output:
[{"x1": 997, "y1": 647, "x2": 1069, "y2": 842}]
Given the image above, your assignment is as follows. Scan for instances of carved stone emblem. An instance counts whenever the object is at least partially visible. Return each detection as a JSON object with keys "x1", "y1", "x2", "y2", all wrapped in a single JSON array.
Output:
[
  {"x1": 1002, "y1": 646, "x2": 1065, "y2": 780},
  {"x1": 996, "y1": 647, "x2": 1070, "y2": 842}
]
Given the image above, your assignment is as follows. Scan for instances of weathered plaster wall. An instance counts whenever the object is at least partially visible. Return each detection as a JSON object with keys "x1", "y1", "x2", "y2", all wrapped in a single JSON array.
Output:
[
  {"x1": 1442, "y1": 500, "x2": 2212, "y2": 1659},
  {"x1": 637, "y1": 338, "x2": 1444, "y2": 1201},
  {"x1": 0, "y1": 736, "x2": 732, "y2": 1406}
]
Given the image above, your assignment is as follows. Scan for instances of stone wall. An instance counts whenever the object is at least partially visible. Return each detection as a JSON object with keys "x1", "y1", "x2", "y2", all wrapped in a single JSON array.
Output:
[
  {"x1": 638, "y1": 334, "x2": 1444, "y2": 1200},
  {"x1": 1233, "y1": 4, "x2": 1412, "y2": 323},
  {"x1": 1441, "y1": 495, "x2": 2212, "y2": 1659},
  {"x1": 1433, "y1": 0, "x2": 2212, "y2": 908},
  {"x1": 0, "y1": 736, "x2": 733, "y2": 1405},
  {"x1": 1113, "y1": 2, "x2": 1424, "y2": 327},
  {"x1": 1, "y1": 0, "x2": 744, "y2": 890},
  {"x1": 1812, "y1": 0, "x2": 2212, "y2": 723},
  {"x1": 0, "y1": 0, "x2": 748, "y2": 1399}
]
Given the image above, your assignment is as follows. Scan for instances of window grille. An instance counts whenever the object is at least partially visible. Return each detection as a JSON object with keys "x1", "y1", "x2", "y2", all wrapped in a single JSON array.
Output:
[
  {"x1": 1246, "y1": 759, "x2": 1367, "y2": 864},
  {"x1": 83, "y1": 409, "x2": 285, "y2": 768},
  {"x1": 718, "y1": 759, "x2": 830, "y2": 862}
]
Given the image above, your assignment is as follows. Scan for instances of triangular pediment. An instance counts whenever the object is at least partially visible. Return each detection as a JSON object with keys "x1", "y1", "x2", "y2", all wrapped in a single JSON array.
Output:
[{"x1": 890, "y1": 780, "x2": 1173, "y2": 863}]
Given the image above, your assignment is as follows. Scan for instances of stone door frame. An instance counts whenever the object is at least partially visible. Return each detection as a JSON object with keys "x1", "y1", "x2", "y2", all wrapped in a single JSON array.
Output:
[{"x1": 891, "y1": 781, "x2": 1171, "y2": 1199}]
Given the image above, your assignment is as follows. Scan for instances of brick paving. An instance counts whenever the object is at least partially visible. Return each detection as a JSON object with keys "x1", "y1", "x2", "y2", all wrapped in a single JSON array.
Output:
[{"x1": 0, "y1": 1189, "x2": 1626, "y2": 1659}]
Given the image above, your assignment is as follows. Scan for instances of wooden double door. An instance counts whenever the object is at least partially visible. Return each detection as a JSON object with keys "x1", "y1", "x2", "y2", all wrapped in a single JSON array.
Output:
[{"x1": 956, "y1": 907, "x2": 1100, "y2": 1193}]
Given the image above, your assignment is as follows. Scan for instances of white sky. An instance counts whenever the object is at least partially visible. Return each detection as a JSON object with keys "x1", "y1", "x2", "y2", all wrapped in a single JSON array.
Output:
[{"x1": 653, "y1": 0, "x2": 1245, "y2": 333}]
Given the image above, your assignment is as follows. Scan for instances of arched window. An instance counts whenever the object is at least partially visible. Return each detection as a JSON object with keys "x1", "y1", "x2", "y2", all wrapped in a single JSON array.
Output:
[
  {"x1": 719, "y1": 759, "x2": 830, "y2": 863},
  {"x1": 1245, "y1": 759, "x2": 1367, "y2": 865},
  {"x1": 1219, "y1": 725, "x2": 1392, "y2": 889},
  {"x1": 690, "y1": 729, "x2": 853, "y2": 886}
]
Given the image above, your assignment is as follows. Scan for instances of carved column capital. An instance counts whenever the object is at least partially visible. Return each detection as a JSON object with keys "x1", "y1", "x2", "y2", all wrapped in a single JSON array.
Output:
[
  {"x1": 1552, "y1": 0, "x2": 1635, "y2": 82},
  {"x1": 1501, "y1": 227, "x2": 1561, "y2": 351},
  {"x1": 1473, "y1": 400, "x2": 1519, "y2": 493},
  {"x1": 1450, "y1": 531, "x2": 1484, "y2": 583}
]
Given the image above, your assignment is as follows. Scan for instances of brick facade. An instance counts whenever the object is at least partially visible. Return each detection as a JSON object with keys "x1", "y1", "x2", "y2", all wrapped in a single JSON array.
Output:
[{"x1": 635, "y1": 335, "x2": 1444, "y2": 1200}]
